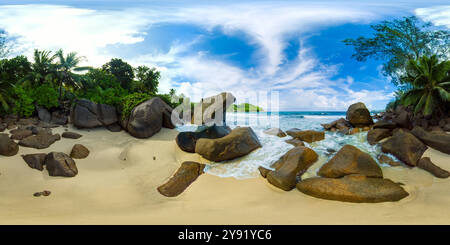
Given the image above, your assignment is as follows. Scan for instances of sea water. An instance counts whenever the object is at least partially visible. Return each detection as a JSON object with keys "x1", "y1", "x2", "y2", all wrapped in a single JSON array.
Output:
[{"x1": 177, "y1": 111, "x2": 389, "y2": 179}]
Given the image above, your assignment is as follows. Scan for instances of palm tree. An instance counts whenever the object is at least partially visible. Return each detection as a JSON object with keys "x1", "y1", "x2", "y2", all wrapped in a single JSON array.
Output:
[
  {"x1": 0, "y1": 80, "x2": 13, "y2": 112},
  {"x1": 400, "y1": 55, "x2": 450, "y2": 116},
  {"x1": 55, "y1": 49, "x2": 90, "y2": 100},
  {"x1": 20, "y1": 49, "x2": 57, "y2": 87}
]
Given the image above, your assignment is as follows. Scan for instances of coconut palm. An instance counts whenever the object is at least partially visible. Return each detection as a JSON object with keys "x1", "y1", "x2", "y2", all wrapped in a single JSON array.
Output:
[
  {"x1": 400, "y1": 55, "x2": 450, "y2": 116},
  {"x1": 55, "y1": 49, "x2": 90, "y2": 100},
  {"x1": 20, "y1": 49, "x2": 57, "y2": 87}
]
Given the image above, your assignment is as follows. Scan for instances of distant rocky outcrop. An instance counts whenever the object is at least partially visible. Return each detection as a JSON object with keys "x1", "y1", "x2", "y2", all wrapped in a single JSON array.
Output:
[
  {"x1": 176, "y1": 125, "x2": 231, "y2": 153},
  {"x1": 157, "y1": 161, "x2": 206, "y2": 197}
]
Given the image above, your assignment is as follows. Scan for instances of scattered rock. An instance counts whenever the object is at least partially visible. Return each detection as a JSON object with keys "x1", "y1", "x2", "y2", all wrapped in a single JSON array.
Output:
[
  {"x1": 286, "y1": 129, "x2": 324, "y2": 143},
  {"x1": 45, "y1": 152, "x2": 78, "y2": 177},
  {"x1": 0, "y1": 133, "x2": 19, "y2": 156},
  {"x1": 106, "y1": 123, "x2": 122, "y2": 132},
  {"x1": 285, "y1": 138, "x2": 305, "y2": 147},
  {"x1": 296, "y1": 174, "x2": 409, "y2": 203},
  {"x1": 377, "y1": 154, "x2": 402, "y2": 167},
  {"x1": 195, "y1": 127, "x2": 261, "y2": 162},
  {"x1": 62, "y1": 131, "x2": 82, "y2": 139},
  {"x1": 10, "y1": 129, "x2": 33, "y2": 140},
  {"x1": 411, "y1": 126, "x2": 450, "y2": 154},
  {"x1": 21, "y1": 153, "x2": 47, "y2": 171},
  {"x1": 381, "y1": 130, "x2": 427, "y2": 166},
  {"x1": 346, "y1": 102, "x2": 373, "y2": 127},
  {"x1": 263, "y1": 128, "x2": 287, "y2": 137},
  {"x1": 176, "y1": 125, "x2": 231, "y2": 153},
  {"x1": 367, "y1": 128, "x2": 392, "y2": 145},
  {"x1": 157, "y1": 161, "x2": 205, "y2": 197},
  {"x1": 18, "y1": 133, "x2": 61, "y2": 149},
  {"x1": 33, "y1": 190, "x2": 51, "y2": 197},
  {"x1": 321, "y1": 118, "x2": 351, "y2": 131},
  {"x1": 417, "y1": 157, "x2": 450, "y2": 178},
  {"x1": 70, "y1": 144, "x2": 90, "y2": 159},
  {"x1": 318, "y1": 145, "x2": 382, "y2": 178},
  {"x1": 266, "y1": 146, "x2": 318, "y2": 191}
]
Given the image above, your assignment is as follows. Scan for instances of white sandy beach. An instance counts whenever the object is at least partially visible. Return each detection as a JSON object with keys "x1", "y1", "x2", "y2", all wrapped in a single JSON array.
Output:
[{"x1": 0, "y1": 126, "x2": 449, "y2": 225}]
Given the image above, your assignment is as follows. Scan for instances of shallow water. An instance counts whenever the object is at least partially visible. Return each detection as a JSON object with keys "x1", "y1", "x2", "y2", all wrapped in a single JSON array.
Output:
[{"x1": 177, "y1": 112, "x2": 396, "y2": 179}]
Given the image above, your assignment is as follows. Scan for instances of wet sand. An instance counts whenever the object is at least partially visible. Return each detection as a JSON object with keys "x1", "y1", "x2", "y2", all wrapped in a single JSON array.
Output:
[{"x1": 0, "y1": 126, "x2": 449, "y2": 224}]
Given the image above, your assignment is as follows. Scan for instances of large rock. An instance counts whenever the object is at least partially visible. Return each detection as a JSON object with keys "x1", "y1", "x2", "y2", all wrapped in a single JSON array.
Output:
[
  {"x1": 21, "y1": 153, "x2": 47, "y2": 171},
  {"x1": 195, "y1": 127, "x2": 261, "y2": 162},
  {"x1": 318, "y1": 145, "x2": 382, "y2": 178},
  {"x1": 286, "y1": 129, "x2": 324, "y2": 143},
  {"x1": 70, "y1": 144, "x2": 90, "y2": 159},
  {"x1": 266, "y1": 146, "x2": 318, "y2": 191},
  {"x1": 393, "y1": 110, "x2": 411, "y2": 129},
  {"x1": 263, "y1": 128, "x2": 286, "y2": 137},
  {"x1": 346, "y1": 102, "x2": 373, "y2": 127},
  {"x1": 71, "y1": 99, "x2": 118, "y2": 129},
  {"x1": 321, "y1": 118, "x2": 351, "y2": 131},
  {"x1": 18, "y1": 133, "x2": 61, "y2": 149},
  {"x1": 373, "y1": 120, "x2": 397, "y2": 129},
  {"x1": 36, "y1": 106, "x2": 51, "y2": 123},
  {"x1": 417, "y1": 157, "x2": 450, "y2": 179},
  {"x1": 176, "y1": 125, "x2": 231, "y2": 153},
  {"x1": 296, "y1": 174, "x2": 409, "y2": 203},
  {"x1": 381, "y1": 130, "x2": 427, "y2": 166},
  {"x1": 157, "y1": 161, "x2": 205, "y2": 197},
  {"x1": 411, "y1": 126, "x2": 450, "y2": 154},
  {"x1": 50, "y1": 111, "x2": 68, "y2": 125},
  {"x1": 0, "y1": 133, "x2": 19, "y2": 156},
  {"x1": 125, "y1": 97, "x2": 174, "y2": 138},
  {"x1": 191, "y1": 92, "x2": 235, "y2": 126},
  {"x1": 45, "y1": 152, "x2": 78, "y2": 177},
  {"x1": 10, "y1": 129, "x2": 33, "y2": 140},
  {"x1": 367, "y1": 128, "x2": 392, "y2": 145}
]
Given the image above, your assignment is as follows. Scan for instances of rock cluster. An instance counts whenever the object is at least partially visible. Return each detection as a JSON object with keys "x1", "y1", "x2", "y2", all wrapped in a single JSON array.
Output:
[{"x1": 176, "y1": 125, "x2": 231, "y2": 153}]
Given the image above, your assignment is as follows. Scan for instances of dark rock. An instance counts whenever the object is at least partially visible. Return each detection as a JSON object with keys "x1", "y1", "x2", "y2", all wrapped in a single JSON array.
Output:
[
  {"x1": 106, "y1": 123, "x2": 122, "y2": 132},
  {"x1": 346, "y1": 102, "x2": 373, "y2": 127},
  {"x1": 318, "y1": 145, "x2": 382, "y2": 178},
  {"x1": 36, "y1": 106, "x2": 51, "y2": 122},
  {"x1": 126, "y1": 97, "x2": 174, "y2": 138},
  {"x1": 377, "y1": 154, "x2": 402, "y2": 167},
  {"x1": 321, "y1": 118, "x2": 351, "y2": 131},
  {"x1": 10, "y1": 129, "x2": 33, "y2": 140},
  {"x1": 50, "y1": 111, "x2": 68, "y2": 125},
  {"x1": 296, "y1": 174, "x2": 409, "y2": 203},
  {"x1": 17, "y1": 118, "x2": 38, "y2": 126},
  {"x1": 285, "y1": 138, "x2": 305, "y2": 147},
  {"x1": 411, "y1": 126, "x2": 450, "y2": 154},
  {"x1": 266, "y1": 146, "x2": 318, "y2": 191},
  {"x1": 381, "y1": 130, "x2": 427, "y2": 166},
  {"x1": 62, "y1": 131, "x2": 82, "y2": 139},
  {"x1": 97, "y1": 103, "x2": 118, "y2": 126},
  {"x1": 264, "y1": 128, "x2": 287, "y2": 137},
  {"x1": 258, "y1": 166, "x2": 271, "y2": 178},
  {"x1": 393, "y1": 110, "x2": 410, "y2": 129},
  {"x1": 42, "y1": 190, "x2": 51, "y2": 196},
  {"x1": 176, "y1": 125, "x2": 231, "y2": 153},
  {"x1": 0, "y1": 133, "x2": 19, "y2": 156},
  {"x1": 45, "y1": 152, "x2": 78, "y2": 177},
  {"x1": 367, "y1": 128, "x2": 392, "y2": 145},
  {"x1": 157, "y1": 161, "x2": 205, "y2": 197},
  {"x1": 21, "y1": 153, "x2": 47, "y2": 171},
  {"x1": 0, "y1": 123, "x2": 7, "y2": 132},
  {"x1": 195, "y1": 127, "x2": 261, "y2": 162},
  {"x1": 70, "y1": 144, "x2": 90, "y2": 159},
  {"x1": 36, "y1": 121, "x2": 59, "y2": 128},
  {"x1": 417, "y1": 157, "x2": 450, "y2": 178},
  {"x1": 286, "y1": 129, "x2": 324, "y2": 143},
  {"x1": 18, "y1": 133, "x2": 61, "y2": 149},
  {"x1": 72, "y1": 99, "x2": 102, "y2": 128},
  {"x1": 373, "y1": 120, "x2": 397, "y2": 129}
]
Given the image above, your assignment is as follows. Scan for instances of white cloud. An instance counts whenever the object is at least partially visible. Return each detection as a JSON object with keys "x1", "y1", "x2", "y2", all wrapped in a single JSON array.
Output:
[{"x1": 415, "y1": 5, "x2": 450, "y2": 28}]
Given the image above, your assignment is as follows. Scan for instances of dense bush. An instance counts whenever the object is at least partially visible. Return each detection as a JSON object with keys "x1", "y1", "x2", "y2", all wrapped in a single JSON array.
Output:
[
  {"x1": 12, "y1": 85, "x2": 34, "y2": 117},
  {"x1": 32, "y1": 83, "x2": 59, "y2": 110}
]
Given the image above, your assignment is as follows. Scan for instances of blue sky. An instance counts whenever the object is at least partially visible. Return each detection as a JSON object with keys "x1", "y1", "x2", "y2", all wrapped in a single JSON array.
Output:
[{"x1": 0, "y1": 1, "x2": 449, "y2": 111}]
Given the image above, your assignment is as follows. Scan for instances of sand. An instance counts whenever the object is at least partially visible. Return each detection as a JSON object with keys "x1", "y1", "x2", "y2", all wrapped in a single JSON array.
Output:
[{"x1": 0, "y1": 126, "x2": 449, "y2": 224}]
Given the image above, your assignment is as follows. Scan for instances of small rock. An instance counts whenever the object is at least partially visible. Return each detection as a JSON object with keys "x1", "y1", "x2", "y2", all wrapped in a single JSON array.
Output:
[
  {"x1": 22, "y1": 153, "x2": 47, "y2": 171},
  {"x1": 70, "y1": 144, "x2": 90, "y2": 159},
  {"x1": 45, "y1": 152, "x2": 78, "y2": 177},
  {"x1": 285, "y1": 138, "x2": 305, "y2": 147},
  {"x1": 285, "y1": 129, "x2": 324, "y2": 143},
  {"x1": 263, "y1": 128, "x2": 287, "y2": 137},
  {"x1": 62, "y1": 131, "x2": 83, "y2": 139}
]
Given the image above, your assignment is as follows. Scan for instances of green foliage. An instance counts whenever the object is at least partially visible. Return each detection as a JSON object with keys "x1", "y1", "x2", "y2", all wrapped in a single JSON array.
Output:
[
  {"x1": 102, "y1": 58, "x2": 134, "y2": 90},
  {"x1": 133, "y1": 65, "x2": 160, "y2": 94},
  {"x1": 31, "y1": 83, "x2": 59, "y2": 110},
  {"x1": 0, "y1": 56, "x2": 32, "y2": 83},
  {"x1": 343, "y1": 16, "x2": 450, "y2": 85},
  {"x1": 398, "y1": 55, "x2": 450, "y2": 116},
  {"x1": 11, "y1": 85, "x2": 34, "y2": 117},
  {"x1": 118, "y1": 93, "x2": 151, "y2": 119},
  {"x1": 228, "y1": 103, "x2": 264, "y2": 112}
]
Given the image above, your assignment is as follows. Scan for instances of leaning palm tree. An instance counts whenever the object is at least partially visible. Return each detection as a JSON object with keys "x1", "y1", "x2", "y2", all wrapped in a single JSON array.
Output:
[
  {"x1": 400, "y1": 55, "x2": 450, "y2": 116},
  {"x1": 19, "y1": 49, "x2": 57, "y2": 87},
  {"x1": 55, "y1": 49, "x2": 90, "y2": 100}
]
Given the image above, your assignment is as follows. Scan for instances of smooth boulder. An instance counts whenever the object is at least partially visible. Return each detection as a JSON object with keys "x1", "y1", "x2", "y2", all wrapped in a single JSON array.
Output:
[
  {"x1": 297, "y1": 174, "x2": 409, "y2": 203},
  {"x1": 0, "y1": 133, "x2": 19, "y2": 156},
  {"x1": 18, "y1": 133, "x2": 61, "y2": 149},
  {"x1": 10, "y1": 129, "x2": 33, "y2": 140},
  {"x1": 346, "y1": 102, "x2": 373, "y2": 127},
  {"x1": 286, "y1": 129, "x2": 324, "y2": 143},
  {"x1": 318, "y1": 145, "x2": 382, "y2": 178},
  {"x1": 45, "y1": 152, "x2": 78, "y2": 177},
  {"x1": 72, "y1": 99, "x2": 118, "y2": 128},
  {"x1": 22, "y1": 153, "x2": 47, "y2": 171},
  {"x1": 266, "y1": 146, "x2": 318, "y2": 191},
  {"x1": 417, "y1": 157, "x2": 450, "y2": 178},
  {"x1": 411, "y1": 126, "x2": 450, "y2": 154},
  {"x1": 62, "y1": 131, "x2": 83, "y2": 139},
  {"x1": 367, "y1": 128, "x2": 392, "y2": 145},
  {"x1": 70, "y1": 144, "x2": 90, "y2": 159},
  {"x1": 195, "y1": 127, "x2": 261, "y2": 162},
  {"x1": 157, "y1": 161, "x2": 205, "y2": 197},
  {"x1": 381, "y1": 129, "x2": 427, "y2": 166},
  {"x1": 176, "y1": 125, "x2": 231, "y2": 153}
]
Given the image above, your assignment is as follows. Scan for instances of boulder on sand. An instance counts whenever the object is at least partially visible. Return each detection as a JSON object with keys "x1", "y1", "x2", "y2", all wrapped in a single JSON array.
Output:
[
  {"x1": 367, "y1": 128, "x2": 392, "y2": 145},
  {"x1": 296, "y1": 174, "x2": 409, "y2": 203},
  {"x1": 0, "y1": 133, "x2": 19, "y2": 156},
  {"x1": 411, "y1": 126, "x2": 450, "y2": 154},
  {"x1": 125, "y1": 97, "x2": 175, "y2": 138},
  {"x1": 157, "y1": 161, "x2": 205, "y2": 197},
  {"x1": 45, "y1": 152, "x2": 78, "y2": 177},
  {"x1": 62, "y1": 131, "x2": 83, "y2": 139},
  {"x1": 18, "y1": 133, "x2": 61, "y2": 149},
  {"x1": 176, "y1": 125, "x2": 231, "y2": 153},
  {"x1": 195, "y1": 127, "x2": 261, "y2": 162},
  {"x1": 266, "y1": 146, "x2": 318, "y2": 191},
  {"x1": 21, "y1": 153, "x2": 47, "y2": 171},
  {"x1": 381, "y1": 129, "x2": 427, "y2": 166},
  {"x1": 346, "y1": 102, "x2": 373, "y2": 127},
  {"x1": 264, "y1": 128, "x2": 287, "y2": 137},
  {"x1": 71, "y1": 99, "x2": 118, "y2": 129},
  {"x1": 417, "y1": 157, "x2": 450, "y2": 179},
  {"x1": 70, "y1": 144, "x2": 90, "y2": 159},
  {"x1": 10, "y1": 129, "x2": 33, "y2": 140},
  {"x1": 286, "y1": 129, "x2": 324, "y2": 143},
  {"x1": 318, "y1": 144, "x2": 382, "y2": 178},
  {"x1": 36, "y1": 106, "x2": 51, "y2": 123}
]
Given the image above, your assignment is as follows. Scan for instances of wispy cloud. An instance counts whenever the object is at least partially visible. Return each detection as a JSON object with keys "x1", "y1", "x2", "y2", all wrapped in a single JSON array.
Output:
[{"x1": 415, "y1": 5, "x2": 450, "y2": 28}]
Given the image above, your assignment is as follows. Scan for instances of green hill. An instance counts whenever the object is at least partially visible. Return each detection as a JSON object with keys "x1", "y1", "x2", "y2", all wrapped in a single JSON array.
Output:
[{"x1": 227, "y1": 103, "x2": 264, "y2": 112}]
